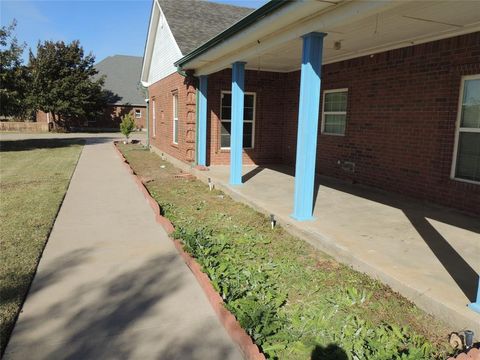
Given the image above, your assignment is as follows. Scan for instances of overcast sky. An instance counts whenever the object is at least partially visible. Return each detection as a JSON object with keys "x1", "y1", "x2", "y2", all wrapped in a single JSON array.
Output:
[{"x1": 1, "y1": 0, "x2": 267, "y2": 63}]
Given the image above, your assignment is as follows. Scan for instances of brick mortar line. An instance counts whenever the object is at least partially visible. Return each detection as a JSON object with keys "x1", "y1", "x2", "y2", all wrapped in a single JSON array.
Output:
[{"x1": 112, "y1": 142, "x2": 265, "y2": 360}]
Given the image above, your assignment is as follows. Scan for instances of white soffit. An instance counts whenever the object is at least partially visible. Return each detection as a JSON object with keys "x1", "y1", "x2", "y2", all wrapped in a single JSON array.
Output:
[{"x1": 194, "y1": 0, "x2": 480, "y2": 75}]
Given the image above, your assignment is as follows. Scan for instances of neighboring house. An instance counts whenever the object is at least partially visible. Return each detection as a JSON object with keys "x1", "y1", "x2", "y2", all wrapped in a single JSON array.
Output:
[
  {"x1": 94, "y1": 55, "x2": 146, "y2": 129},
  {"x1": 37, "y1": 55, "x2": 147, "y2": 130},
  {"x1": 141, "y1": 0, "x2": 480, "y2": 216}
]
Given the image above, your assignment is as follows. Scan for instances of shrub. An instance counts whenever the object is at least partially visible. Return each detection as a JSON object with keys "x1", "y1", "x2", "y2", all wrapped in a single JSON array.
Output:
[{"x1": 120, "y1": 113, "x2": 136, "y2": 141}]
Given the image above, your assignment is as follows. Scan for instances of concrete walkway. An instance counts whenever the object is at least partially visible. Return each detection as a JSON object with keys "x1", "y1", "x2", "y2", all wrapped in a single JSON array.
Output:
[{"x1": 4, "y1": 136, "x2": 243, "y2": 359}]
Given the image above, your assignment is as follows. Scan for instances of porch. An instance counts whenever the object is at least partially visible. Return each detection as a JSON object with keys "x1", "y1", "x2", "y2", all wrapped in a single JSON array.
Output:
[
  {"x1": 176, "y1": 0, "x2": 480, "y2": 334},
  {"x1": 195, "y1": 164, "x2": 480, "y2": 333}
]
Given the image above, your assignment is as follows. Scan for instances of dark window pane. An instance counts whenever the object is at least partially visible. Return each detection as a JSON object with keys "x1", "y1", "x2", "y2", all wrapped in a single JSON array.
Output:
[
  {"x1": 174, "y1": 119, "x2": 179, "y2": 143},
  {"x1": 462, "y1": 105, "x2": 480, "y2": 128},
  {"x1": 173, "y1": 94, "x2": 178, "y2": 118},
  {"x1": 222, "y1": 92, "x2": 231, "y2": 106},
  {"x1": 221, "y1": 134, "x2": 230, "y2": 148},
  {"x1": 243, "y1": 136, "x2": 252, "y2": 148},
  {"x1": 324, "y1": 114, "x2": 346, "y2": 134},
  {"x1": 244, "y1": 122, "x2": 252, "y2": 136},
  {"x1": 221, "y1": 121, "x2": 231, "y2": 136},
  {"x1": 324, "y1": 91, "x2": 347, "y2": 112},
  {"x1": 244, "y1": 107, "x2": 254, "y2": 121},
  {"x1": 244, "y1": 122, "x2": 253, "y2": 148},
  {"x1": 221, "y1": 106, "x2": 231, "y2": 120},
  {"x1": 244, "y1": 94, "x2": 254, "y2": 108},
  {"x1": 461, "y1": 79, "x2": 480, "y2": 128},
  {"x1": 456, "y1": 132, "x2": 480, "y2": 181}
]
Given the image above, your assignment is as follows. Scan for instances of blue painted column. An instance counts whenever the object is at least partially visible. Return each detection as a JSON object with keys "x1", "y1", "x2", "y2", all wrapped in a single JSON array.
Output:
[
  {"x1": 291, "y1": 32, "x2": 325, "y2": 221},
  {"x1": 197, "y1": 75, "x2": 208, "y2": 166},
  {"x1": 468, "y1": 278, "x2": 480, "y2": 313},
  {"x1": 230, "y1": 61, "x2": 246, "y2": 185}
]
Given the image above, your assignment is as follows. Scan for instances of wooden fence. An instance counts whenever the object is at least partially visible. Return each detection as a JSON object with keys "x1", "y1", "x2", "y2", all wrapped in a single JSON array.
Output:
[{"x1": 0, "y1": 122, "x2": 49, "y2": 132}]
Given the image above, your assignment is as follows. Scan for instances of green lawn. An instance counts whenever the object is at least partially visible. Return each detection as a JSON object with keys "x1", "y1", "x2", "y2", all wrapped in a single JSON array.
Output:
[
  {"x1": 118, "y1": 143, "x2": 452, "y2": 360},
  {"x1": 0, "y1": 138, "x2": 83, "y2": 354}
]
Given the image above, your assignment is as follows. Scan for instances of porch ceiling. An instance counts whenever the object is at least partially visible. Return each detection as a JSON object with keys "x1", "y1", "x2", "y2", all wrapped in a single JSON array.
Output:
[{"x1": 192, "y1": 0, "x2": 480, "y2": 75}]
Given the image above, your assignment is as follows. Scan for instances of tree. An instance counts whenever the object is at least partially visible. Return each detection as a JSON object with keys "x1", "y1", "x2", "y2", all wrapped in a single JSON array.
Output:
[
  {"x1": 0, "y1": 20, "x2": 29, "y2": 119},
  {"x1": 28, "y1": 40, "x2": 106, "y2": 129},
  {"x1": 120, "y1": 113, "x2": 136, "y2": 142}
]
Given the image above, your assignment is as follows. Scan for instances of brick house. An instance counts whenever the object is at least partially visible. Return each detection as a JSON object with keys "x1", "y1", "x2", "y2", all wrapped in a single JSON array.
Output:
[
  {"x1": 37, "y1": 55, "x2": 147, "y2": 130},
  {"x1": 141, "y1": 0, "x2": 480, "y2": 216}
]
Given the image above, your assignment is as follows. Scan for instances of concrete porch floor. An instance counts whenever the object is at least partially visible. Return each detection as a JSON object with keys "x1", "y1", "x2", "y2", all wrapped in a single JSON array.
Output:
[{"x1": 197, "y1": 164, "x2": 480, "y2": 333}]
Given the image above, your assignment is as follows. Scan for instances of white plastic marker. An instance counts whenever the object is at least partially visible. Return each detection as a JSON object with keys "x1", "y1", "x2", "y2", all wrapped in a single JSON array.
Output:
[{"x1": 270, "y1": 214, "x2": 275, "y2": 229}]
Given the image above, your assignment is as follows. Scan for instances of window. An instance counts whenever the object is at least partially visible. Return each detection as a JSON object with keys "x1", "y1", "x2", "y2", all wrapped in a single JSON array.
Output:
[
  {"x1": 322, "y1": 89, "x2": 348, "y2": 135},
  {"x1": 220, "y1": 91, "x2": 255, "y2": 149},
  {"x1": 452, "y1": 75, "x2": 480, "y2": 183},
  {"x1": 173, "y1": 92, "x2": 178, "y2": 144},
  {"x1": 152, "y1": 99, "x2": 156, "y2": 137},
  {"x1": 134, "y1": 109, "x2": 141, "y2": 118}
]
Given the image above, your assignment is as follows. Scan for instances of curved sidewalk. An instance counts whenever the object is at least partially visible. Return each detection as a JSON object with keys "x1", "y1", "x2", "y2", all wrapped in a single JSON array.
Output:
[{"x1": 5, "y1": 136, "x2": 243, "y2": 360}]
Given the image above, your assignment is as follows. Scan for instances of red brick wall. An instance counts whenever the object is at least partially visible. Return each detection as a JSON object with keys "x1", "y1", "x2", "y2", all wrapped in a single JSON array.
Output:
[
  {"x1": 281, "y1": 32, "x2": 480, "y2": 214},
  {"x1": 148, "y1": 72, "x2": 197, "y2": 164},
  {"x1": 207, "y1": 69, "x2": 286, "y2": 165},
  {"x1": 148, "y1": 33, "x2": 480, "y2": 214},
  {"x1": 36, "y1": 111, "x2": 49, "y2": 123}
]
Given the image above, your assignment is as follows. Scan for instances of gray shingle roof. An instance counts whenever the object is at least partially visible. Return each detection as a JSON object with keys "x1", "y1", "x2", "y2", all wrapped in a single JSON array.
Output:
[
  {"x1": 159, "y1": 0, "x2": 253, "y2": 55},
  {"x1": 94, "y1": 55, "x2": 145, "y2": 106}
]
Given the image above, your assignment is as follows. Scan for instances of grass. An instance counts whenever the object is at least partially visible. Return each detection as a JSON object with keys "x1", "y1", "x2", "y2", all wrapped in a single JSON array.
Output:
[
  {"x1": 118, "y1": 143, "x2": 452, "y2": 360},
  {"x1": 0, "y1": 138, "x2": 83, "y2": 354}
]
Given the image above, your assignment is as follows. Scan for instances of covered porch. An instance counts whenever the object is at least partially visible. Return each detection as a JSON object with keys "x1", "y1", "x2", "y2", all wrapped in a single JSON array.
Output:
[
  {"x1": 177, "y1": 0, "x2": 480, "y2": 332},
  {"x1": 198, "y1": 164, "x2": 480, "y2": 333}
]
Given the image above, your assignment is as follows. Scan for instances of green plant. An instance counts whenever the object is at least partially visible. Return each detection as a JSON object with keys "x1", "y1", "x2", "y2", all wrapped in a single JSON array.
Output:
[
  {"x1": 173, "y1": 224, "x2": 287, "y2": 353},
  {"x1": 118, "y1": 143, "x2": 453, "y2": 360},
  {"x1": 120, "y1": 113, "x2": 136, "y2": 141}
]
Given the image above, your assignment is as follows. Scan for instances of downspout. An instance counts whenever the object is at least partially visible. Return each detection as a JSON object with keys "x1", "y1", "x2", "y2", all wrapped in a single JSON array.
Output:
[
  {"x1": 141, "y1": 82, "x2": 150, "y2": 148},
  {"x1": 195, "y1": 87, "x2": 199, "y2": 165},
  {"x1": 145, "y1": 90, "x2": 150, "y2": 148}
]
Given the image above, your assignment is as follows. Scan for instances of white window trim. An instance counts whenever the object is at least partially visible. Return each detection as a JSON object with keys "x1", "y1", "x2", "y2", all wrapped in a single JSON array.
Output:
[
  {"x1": 450, "y1": 74, "x2": 480, "y2": 185},
  {"x1": 134, "y1": 109, "x2": 141, "y2": 119},
  {"x1": 220, "y1": 90, "x2": 256, "y2": 150},
  {"x1": 152, "y1": 99, "x2": 156, "y2": 137},
  {"x1": 321, "y1": 88, "x2": 348, "y2": 136},
  {"x1": 173, "y1": 92, "x2": 179, "y2": 144}
]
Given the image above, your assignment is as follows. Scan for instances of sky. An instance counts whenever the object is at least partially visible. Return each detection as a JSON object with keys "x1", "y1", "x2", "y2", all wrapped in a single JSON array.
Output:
[{"x1": 1, "y1": 0, "x2": 268, "y2": 63}]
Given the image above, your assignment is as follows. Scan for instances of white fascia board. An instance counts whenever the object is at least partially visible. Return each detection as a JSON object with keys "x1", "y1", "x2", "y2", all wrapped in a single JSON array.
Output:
[
  {"x1": 145, "y1": 0, "x2": 183, "y2": 84},
  {"x1": 191, "y1": 0, "x2": 404, "y2": 76},
  {"x1": 141, "y1": 0, "x2": 160, "y2": 83},
  {"x1": 185, "y1": 0, "x2": 326, "y2": 73}
]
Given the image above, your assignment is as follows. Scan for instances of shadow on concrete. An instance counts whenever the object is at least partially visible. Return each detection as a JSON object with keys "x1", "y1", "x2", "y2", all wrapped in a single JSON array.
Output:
[
  {"x1": 242, "y1": 166, "x2": 265, "y2": 183},
  {"x1": 405, "y1": 213, "x2": 479, "y2": 302},
  {"x1": 241, "y1": 163, "x2": 480, "y2": 302},
  {"x1": 0, "y1": 249, "x2": 93, "y2": 357},
  {"x1": 311, "y1": 344, "x2": 348, "y2": 360},
  {"x1": 5, "y1": 249, "x2": 240, "y2": 360},
  {"x1": 0, "y1": 137, "x2": 115, "y2": 152}
]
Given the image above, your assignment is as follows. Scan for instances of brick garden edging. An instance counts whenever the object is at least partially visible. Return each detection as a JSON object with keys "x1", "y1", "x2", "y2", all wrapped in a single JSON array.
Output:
[
  {"x1": 113, "y1": 142, "x2": 266, "y2": 360},
  {"x1": 448, "y1": 348, "x2": 480, "y2": 360}
]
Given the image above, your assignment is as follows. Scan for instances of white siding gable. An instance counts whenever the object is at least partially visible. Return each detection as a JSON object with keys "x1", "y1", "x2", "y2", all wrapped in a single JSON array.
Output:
[{"x1": 143, "y1": 1, "x2": 183, "y2": 85}]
